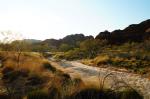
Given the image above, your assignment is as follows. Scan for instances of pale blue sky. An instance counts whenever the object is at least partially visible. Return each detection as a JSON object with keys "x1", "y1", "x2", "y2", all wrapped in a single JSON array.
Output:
[{"x1": 0, "y1": 0, "x2": 149, "y2": 40}]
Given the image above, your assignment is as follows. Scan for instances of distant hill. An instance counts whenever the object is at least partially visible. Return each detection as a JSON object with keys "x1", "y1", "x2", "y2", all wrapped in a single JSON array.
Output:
[
  {"x1": 40, "y1": 34, "x2": 94, "y2": 49},
  {"x1": 95, "y1": 19, "x2": 150, "y2": 44},
  {"x1": 23, "y1": 39, "x2": 42, "y2": 44},
  {"x1": 60, "y1": 34, "x2": 93, "y2": 45},
  {"x1": 41, "y1": 39, "x2": 60, "y2": 49}
]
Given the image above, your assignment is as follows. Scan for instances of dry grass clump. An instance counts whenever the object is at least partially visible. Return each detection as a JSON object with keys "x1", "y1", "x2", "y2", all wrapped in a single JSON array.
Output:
[
  {"x1": 81, "y1": 55, "x2": 110, "y2": 67},
  {"x1": 81, "y1": 52, "x2": 150, "y2": 74},
  {"x1": 26, "y1": 72, "x2": 85, "y2": 99},
  {"x1": 0, "y1": 52, "x2": 56, "y2": 73},
  {"x1": 81, "y1": 59, "x2": 94, "y2": 66},
  {"x1": 93, "y1": 55, "x2": 110, "y2": 66},
  {"x1": 26, "y1": 76, "x2": 85, "y2": 99},
  {"x1": 66, "y1": 72, "x2": 143, "y2": 99},
  {"x1": 0, "y1": 52, "x2": 56, "y2": 97},
  {"x1": 66, "y1": 85, "x2": 143, "y2": 99}
]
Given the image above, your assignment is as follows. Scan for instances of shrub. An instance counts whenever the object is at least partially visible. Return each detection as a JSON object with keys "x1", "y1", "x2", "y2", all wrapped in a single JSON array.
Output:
[
  {"x1": 43, "y1": 62, "x2": 56, "y2": 72},
  {"x1": 0, "y1": 93, "x2": 9, "y2": 99},
  {"x1": 26, "y1": 73, "x2": 44, "y2": 86},
  {"x1": 48, "y1": 86, "x2": 61, "y2": 99},
  {"x1": 2, "y1": 67, "x2": 29, "y2": 82},
  {"x1": 117, "y1": 89, "x2": 143, "y2": 99},
  {"x1": 67, "y1": 88, "x2": 143, "y2": 99},
  {"x1": 64, "y1": 49, "x2": 85, "y2": 60},
  {"x1": 27, "y1": 90, "x2": 49, "y2": 99}
]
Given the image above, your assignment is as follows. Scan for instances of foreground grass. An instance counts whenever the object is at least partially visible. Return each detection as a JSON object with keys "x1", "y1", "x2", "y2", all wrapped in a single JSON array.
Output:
[
  {"x1": 0, "y1": 52, "x2": 143, "y2": 99},
  {"x1": 25, "y1": 87, "x2": 142, "y2": 99}
]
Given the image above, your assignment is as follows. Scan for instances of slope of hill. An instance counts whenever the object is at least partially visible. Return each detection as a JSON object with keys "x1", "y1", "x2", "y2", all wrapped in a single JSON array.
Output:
[
  {"x1": 39, "y1": 34, "x2": 94, "y2": 51},
  {"x1": 54, "y1": 19, "x2": 150, "y2": 75},
  {"x1": 96, "y1": 19, "x2": 150, "y2": 44},
  {"x1": 23, "y1": 39, "x2": 42, "y2": 44}
]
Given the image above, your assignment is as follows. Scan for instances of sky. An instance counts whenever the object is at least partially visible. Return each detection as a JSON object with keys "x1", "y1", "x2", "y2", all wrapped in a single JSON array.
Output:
[{"x1": 0, "y1": 0, "x2": 149, "y2": 40}]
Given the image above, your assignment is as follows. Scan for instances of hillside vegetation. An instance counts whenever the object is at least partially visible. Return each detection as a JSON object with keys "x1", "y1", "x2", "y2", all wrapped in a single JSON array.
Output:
[{"x1": 54, "y1": 19, "x2": 150, "y2": 75}]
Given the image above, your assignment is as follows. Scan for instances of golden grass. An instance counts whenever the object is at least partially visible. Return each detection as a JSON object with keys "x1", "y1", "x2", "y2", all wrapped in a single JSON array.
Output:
[
  {"x1": 0, "y1": 52, "x2": 50, "y2": 73},
  {"x1": 81, "y1": 59, "x2": 94, "y2": 66},
  {"x1": 93, "y1": 55, "x2": 110, "y2": 65},
  {"x1": 0, "y1": 52, "x2": 143, "y2": 99}
]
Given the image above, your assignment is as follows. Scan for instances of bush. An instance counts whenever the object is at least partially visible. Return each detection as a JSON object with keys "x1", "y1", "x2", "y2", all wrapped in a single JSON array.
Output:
[
  {"x1": 67, "y1": 88, "x2": 143, "y2": 99},
  {"x1": 62, "y1": 49, "x2": 86, "y2": 60},
  {"x1": 48, "y1": 86, "x2": 61, "y2": 99},
  {"x1": 117, "y1": 89, "x2": 143, "y2": 99},
  {"x1": 0, "y1": 94, "x2": 9, "y2": 99},
  {"x1": 26, "y1": 74, "x2": 44, "y2": 86},
  {"x1": 43, "y1": 62, "x2": 56, "y2": 72},
  {"x1": 27, "y1": 90, "x2": 49, "y2": 99},
  {"x1": 2, "y1": 67, "x2": 28, "y2": 82}
]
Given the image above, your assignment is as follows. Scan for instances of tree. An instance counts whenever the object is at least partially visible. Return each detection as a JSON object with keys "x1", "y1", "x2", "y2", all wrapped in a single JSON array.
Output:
[
  {"x1": 59, "y1": 43, "x2": 73, "y2": 52},
  {"x1": 0, "y1": 31, "x2": 28, "y2": 97},
  {"x1": 80, "y1": 39, "x2": 107, "y2": 58}
]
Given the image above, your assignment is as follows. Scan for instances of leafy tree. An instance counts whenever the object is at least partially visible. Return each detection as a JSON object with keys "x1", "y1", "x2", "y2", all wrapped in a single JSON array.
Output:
[
  {"x1": 80, "y1": 39, "x2": 107, "y2": 58},
  {"x1": 59, "y1": 43, "x2": 73, "y2": 52}
]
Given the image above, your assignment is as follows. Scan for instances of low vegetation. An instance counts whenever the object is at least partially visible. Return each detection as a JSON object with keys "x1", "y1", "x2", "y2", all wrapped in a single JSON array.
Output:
[
  {"x1": 0, "y1": 19, "x2": 149, "y2": 98},
  {"x1": 81, "y1": 41, "x2": 150, "y2": 74},
  {"x1": 52, "y1": 20, "x2": 150, "y2": 75},
  {"x1": 0, "y1": 52, "x2": 84, "y2": 99},
  {"x1": 0, "y1": 52, "x2": 143, "y2": 99},
  {"x1": 53, "y1": 38, "x2": 150, "y2": 75}
]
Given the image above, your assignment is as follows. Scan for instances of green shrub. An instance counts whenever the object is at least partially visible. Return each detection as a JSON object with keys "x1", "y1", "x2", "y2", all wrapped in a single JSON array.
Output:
[{"x1": 59, "y1": 49, "x2": 86, "y2": 60}]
